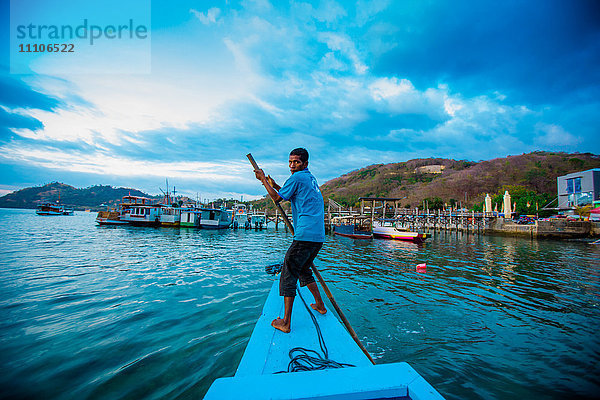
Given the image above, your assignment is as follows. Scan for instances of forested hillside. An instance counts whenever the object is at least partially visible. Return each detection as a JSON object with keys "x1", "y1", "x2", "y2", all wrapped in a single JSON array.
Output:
[
  {"x1": 0, "y1": 182, "x2": 153, "y2": 211},
  {"x1": 321, "y1": 151, "x2": 599, "y2": 212}
]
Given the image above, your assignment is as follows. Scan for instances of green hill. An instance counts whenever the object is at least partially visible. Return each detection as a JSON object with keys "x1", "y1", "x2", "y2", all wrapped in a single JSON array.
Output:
[
  {"x1": 0, "y1": 182, "x2": 154, "y2": 211},
  {"x1": 321, "y1": 151, "x2": 600, "y2": 210}
]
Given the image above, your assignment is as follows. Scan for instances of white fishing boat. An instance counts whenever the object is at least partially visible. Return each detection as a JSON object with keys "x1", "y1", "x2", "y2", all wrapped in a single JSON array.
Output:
[
  {"x1": 232, "y1": 204, "x2": 250, "y2": 229},
  {"x1": 36, "y1": 202, "x2": 74, "y2": 216},
  {"x1": 372, "y1": 219, "x2": 428, "y2": 243},
  {"x1": 159, "y1": 205, "x2": 181, "y2": 227},
  {"x1": 180, "y1": 208, "x2": 201, "y2": 227},
  {"x1": 250, "y1": 211, "x2": 267, "y2": 230},
  {"x1": 96, "y1": 195, "x2": 152, "y2": 225},
  {"x1": 198, "y1": 208, "x2": 232, "y2": 229},
  {"x1": 117, "y1": 196, "x2": 161, "y2": 226}
]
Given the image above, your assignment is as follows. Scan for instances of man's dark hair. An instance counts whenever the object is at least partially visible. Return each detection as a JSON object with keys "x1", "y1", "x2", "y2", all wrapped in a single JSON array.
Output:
[{"x1": 290, "y1": 148, "x2": 309, "y2": 163}]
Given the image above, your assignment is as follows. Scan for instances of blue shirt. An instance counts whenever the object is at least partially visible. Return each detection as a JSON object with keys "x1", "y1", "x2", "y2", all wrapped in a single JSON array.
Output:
[{"x1": 278, "y1": 168, "x2": 325, "y2": 242}]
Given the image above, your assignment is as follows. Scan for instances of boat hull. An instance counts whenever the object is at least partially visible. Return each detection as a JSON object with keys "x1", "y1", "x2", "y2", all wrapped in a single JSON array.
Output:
[
  {"x1": 36, "y1": 211, "x2": 63, "y2": 216},
  {"x1": 373, "y1": 226, "x2": 426, "y2": 243},
  {"x1": 198, "y1": 223, "x2": 231, "y2": 229},
  {"x1": 373, "y1": 233, "x2": 426, "y2": 243},
  {"x1": 160, "y1": 221, "x2": 180, "y2": 227},
  {"x1": 96, "y1": 218, "x2": 128, "y2": 225},
  {"x1": 333, "y1": 224, "x2": 373, "y2": 239},
  {"x1": 334, "y1": 231, "x2": 373, "y2": 239}
]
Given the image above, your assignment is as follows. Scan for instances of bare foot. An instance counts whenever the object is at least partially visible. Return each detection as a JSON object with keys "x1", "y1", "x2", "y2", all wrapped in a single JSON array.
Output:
[
  {"x1": 311, "y1": 303, "x2": 327, "y2": 315},
  {"x1": 271, "y1": 317, "x2": 290, "y2": 333}
]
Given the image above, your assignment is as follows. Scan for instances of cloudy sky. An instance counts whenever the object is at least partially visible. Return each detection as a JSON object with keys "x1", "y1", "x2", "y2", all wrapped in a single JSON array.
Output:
[{"x1": 1, "y1": 0, "x2": 599, "y2": 200}]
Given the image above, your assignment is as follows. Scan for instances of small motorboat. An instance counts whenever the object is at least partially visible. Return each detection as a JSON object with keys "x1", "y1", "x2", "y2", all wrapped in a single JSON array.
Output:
[
  {"x1": 332, "y1": 215, "x2": 373, "y2": 239},
  {"x1": 36, "y1": 202, "x2": 74, "y2": 215},
  {"x1": 372, "y1": 219, "x2": 427, "y2": 243}
]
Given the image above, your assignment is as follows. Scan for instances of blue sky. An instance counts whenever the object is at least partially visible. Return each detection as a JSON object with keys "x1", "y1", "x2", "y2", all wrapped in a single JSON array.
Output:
[{"x1": 1, "y1": 0, "x2": 599, "y2": 200}]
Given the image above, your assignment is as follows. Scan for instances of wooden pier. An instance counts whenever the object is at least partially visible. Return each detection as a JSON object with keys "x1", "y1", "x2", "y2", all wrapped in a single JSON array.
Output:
[
  {"x1": 265, "y1": 209, "x2": 290, "y2": 231},
  {"x1": 327, "y1": 197, "x2": 498, "y2": 234}
]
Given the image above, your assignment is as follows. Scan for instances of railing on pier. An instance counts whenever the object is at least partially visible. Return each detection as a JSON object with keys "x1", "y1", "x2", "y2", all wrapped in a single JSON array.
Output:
[{"x1": 326, "y1": 197, "x2": 500, "y2": 234}]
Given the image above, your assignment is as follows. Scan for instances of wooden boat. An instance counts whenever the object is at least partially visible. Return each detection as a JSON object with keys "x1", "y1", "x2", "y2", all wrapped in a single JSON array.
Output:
[
  {"x1": 159, "y1": 205, "x2": 181, "y2": 227},
  {"x1": 332, "y1": 216, "x2": 373, "y2": 239},
  {"x1": 118, "y1": 196, "x2": 161, "y2": 226},
  {"x1": 36, "y1": 202, "x2": 74, "y2": 215},
  {"x1": 198, "y1": 208, "x2": 232, "y2": 229},
  {"x1": 204, "y1": 281, "x2": 445, "y2": 399},
  {"x1": 372, "y1": 220, "x2": 427, "y2": 243},
  {"x1": 180, "y1": 208, "x2": 200, "y2": 227},
  {"x1": 95, "y1": 211, "x2": 128, "y2": 225}
]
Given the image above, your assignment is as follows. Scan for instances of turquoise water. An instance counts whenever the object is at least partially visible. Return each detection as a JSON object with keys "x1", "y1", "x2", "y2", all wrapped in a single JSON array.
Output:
[{"x1": 0, "y1": 208, "x2": 599, "y2": 399}]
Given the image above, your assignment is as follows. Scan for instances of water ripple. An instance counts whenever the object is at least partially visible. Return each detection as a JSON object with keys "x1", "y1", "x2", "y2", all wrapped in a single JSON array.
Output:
[{"x1": 1, "y1": 210, "x2": 599, "y2": 399}]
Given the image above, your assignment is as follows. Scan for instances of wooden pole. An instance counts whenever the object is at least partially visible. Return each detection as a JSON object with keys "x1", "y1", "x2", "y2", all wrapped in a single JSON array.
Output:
[{"x1": 247, "y1": 153, "x2": 375, "y2": 365}]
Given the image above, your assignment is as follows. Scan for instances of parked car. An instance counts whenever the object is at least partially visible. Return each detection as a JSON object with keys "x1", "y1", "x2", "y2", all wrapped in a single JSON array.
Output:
[{"x1": 516, "y1": 216, "x2": 535, "y2": 225}]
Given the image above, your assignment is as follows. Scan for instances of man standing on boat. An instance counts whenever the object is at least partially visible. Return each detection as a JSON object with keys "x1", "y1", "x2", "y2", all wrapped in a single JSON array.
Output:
[{"x1": 254, "y1": 148, "x2": 327, "y2": 333}]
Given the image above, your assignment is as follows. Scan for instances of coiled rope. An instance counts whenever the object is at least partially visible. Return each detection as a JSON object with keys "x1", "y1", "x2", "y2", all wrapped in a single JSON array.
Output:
[{"x1": 280, "y1": 283, "x2": 355, "y2": 373}]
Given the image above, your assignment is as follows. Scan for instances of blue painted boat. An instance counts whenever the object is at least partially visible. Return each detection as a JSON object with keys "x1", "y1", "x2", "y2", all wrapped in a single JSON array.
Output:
[
  {"x1": 198, "y1": 208, "x2": 232, "y2": 229},
  {"x1": 332, "y1": 216, "x2": 373, "y2": 239},
  {"x1": 204, "y1": 281, "x2": 445, "y2": 399}
]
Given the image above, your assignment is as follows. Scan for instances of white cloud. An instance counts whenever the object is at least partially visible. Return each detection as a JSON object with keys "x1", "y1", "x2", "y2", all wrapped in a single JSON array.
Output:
[
  {"x1": 190, "y1": 8, "x2": 221, "y2": 25},
  {"x1": 313, "y1": 0, "x2": 347, "y2": 24},
  {"x1": 534, "y1": 123, "x2": 581, "y2": 148},
  {"x1": 355, "y1": 0, "x2": 391, "y2": 26},
  {"x1": 318, "y1": 32, "x2": 368, "y2": 74},
  {"x1": 0, "y1": 144, "x2": 249, "y2": 182},
  {"x1": 369, "y1": 77, "x2": 414, "y2": 100}
]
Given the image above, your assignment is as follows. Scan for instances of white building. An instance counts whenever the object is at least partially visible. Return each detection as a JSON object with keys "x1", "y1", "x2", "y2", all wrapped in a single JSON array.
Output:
[{"x1": 557, "y1": 168, "x2": 600, "y2": 210}]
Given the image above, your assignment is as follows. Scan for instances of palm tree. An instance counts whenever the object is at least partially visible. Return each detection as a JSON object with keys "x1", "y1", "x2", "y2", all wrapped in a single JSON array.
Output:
[{"x1": 574, "y1": 204, "x2": 594, "y2": 220}]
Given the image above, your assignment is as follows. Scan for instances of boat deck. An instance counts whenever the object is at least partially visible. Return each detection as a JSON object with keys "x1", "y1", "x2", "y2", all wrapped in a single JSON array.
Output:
[
  {"x1": 204, "y1": 281, "x2": 445, "y2": 400},
  {"x1": 235, "y1": 281, "x2": 372, "y2": 376}
]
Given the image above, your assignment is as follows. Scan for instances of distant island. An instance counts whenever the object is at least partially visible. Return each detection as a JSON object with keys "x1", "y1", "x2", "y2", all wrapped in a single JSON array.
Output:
[
  {"x1": 0, "y1": 183, "x2": 154, "y2": 211},
  {"x1": 1, "y1": 151, "x2": 599, "y2": 214}
]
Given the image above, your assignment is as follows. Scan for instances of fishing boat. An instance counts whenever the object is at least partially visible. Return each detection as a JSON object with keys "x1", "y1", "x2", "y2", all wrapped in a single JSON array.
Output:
[
  {"x1": 250, "y1": 211, "x2": 267, "y2": 230},
  {"x1": 232, "y1": 204, "x2": 252, "y2": 229},
  {"x1": 121, "y1": 204, "x2": 161, "y2": 226},
  {"x1": 372, "y1": 219, "x2": 428, "y2": 243},
  {"x1": 204, "y1": 280, "x2": 445, "y2": 399},
  {"x1": 36, "y1": 202, "x2": 74, "y2": 215},
  {"x1": 180, "y1": 208, "x2": 201, "y2": 227},
  {"x1": 198, "y1": 208, "x2": 232, "y2": 229},
  {"x1": 332, "y1": 215, "x2": 373, "y2": 239},
  {"x1": 95, "y1": 210, "x2": 128, "y2": 225},
  {"x1": 116, "y1": 196, "x2": 161, "y2": 226},
  {"x1": 159, "y1": 205, "x2": 181, "y2": 227},
  {"x1": 96, "y1": 195, "x2": 153, "y2": 226}
]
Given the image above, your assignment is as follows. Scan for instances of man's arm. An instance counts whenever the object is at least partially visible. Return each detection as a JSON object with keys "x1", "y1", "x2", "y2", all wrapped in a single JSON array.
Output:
[{"x1": 254, "y1": 168, "x2": 283, "y2": 203}]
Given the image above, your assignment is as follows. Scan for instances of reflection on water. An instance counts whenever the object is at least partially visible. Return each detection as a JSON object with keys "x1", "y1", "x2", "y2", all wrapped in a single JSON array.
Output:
[{"x1": 0, "y1": 209, "x2": 599, "y2": 400}]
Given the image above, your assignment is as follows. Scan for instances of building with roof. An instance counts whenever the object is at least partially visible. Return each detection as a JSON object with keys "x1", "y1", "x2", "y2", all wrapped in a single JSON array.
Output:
[{"x1": 557, "y1": 168, "x2": 600, "y2": 210}]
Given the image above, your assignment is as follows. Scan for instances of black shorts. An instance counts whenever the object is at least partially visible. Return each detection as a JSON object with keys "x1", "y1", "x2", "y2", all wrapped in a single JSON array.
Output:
[{"x1": 280, "y1": 240, "x2": 323, "y2": 297}]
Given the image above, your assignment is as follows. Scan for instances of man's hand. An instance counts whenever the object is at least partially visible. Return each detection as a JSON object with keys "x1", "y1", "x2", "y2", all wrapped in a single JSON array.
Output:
[
  {"x1": 254, "y1": 168, "x2": 266, "y2": 182},
  {"x1": 254, "y1": 169, "x2": 283, "y2": 203},
  {"x1": 266, "y1": 175, "x2": 281, "y2": 191}
]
